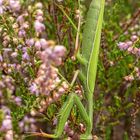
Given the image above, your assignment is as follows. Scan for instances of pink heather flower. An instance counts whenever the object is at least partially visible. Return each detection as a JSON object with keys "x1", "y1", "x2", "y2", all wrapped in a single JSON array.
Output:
[
  {"x1": 36, "y1": 16, "x2": 44, "y2": 22},
  {"x1": 117, "y1": 42, "x2": 128, "y2": 50},
  {"x1": 11, "y1": 52, "x2": 18, "y2": 58},
  {"x1": 0, "y1": 6, "x2": 4, "y2": 14},
  {"x1": 53, "y1": 57, "x2": 62, "y2": 66},
  {"x1": 124, "y1": 75, "x2": 134, "y2": 82},
  {"x1": 18, "y1": 30, "x2": 26, "y2": 38},
  {"x1": 53, "y1": 118, "x2": 58, "y2": 126},
  {"x1": 22, "y1": 52, "x2": 30, "y2": 60},
  {"x1": 131, "y1": 35, "x2": 138, "y2": 42},
  {"x1": 64, "y1": 122, "x2": 69, "y2": 131},
  {"x1": 22, "y1": 47, "x2": 27, "y2": 52},
  {"x1": 5, "y1": 130, "x2": 13, "y2": 140},
  {"x1": 54, "y1": 45, "x2": 66, "y2": 57},
  {"x1": 1, "y1": 106, "x2": 11, "y2": 115},
  {"x1": 23, "y1": 116, "x2": 29, "y2": 122},
  {"x1": 132, "y1": 47, "x2": 139, "y2": 55},
  {"x1": 19, "y1": 121, "x2": 24, "y2": 128},
  {"x1": 14, "y1": 97, "x2": 22, "y2": 106},
  {"x1": 26, "y1": 38, "x2": 35, "y2": 47},
  {"x1": 40, "y1": 48, "x2": 52, "y2": 62},
  {"x1": 34, "y1": 20, "x2": 45, "y2": 33},
  {"x1": 126, "y1": 41, "x2": 133, "y2": 47},
  {"x1": 16, "y1": 15, "x2": 24, "y2": 24},
  {"x1": 58, "y1": 87, "x2": 65, "y2": 94},
  {"x1": 137, "y1": 49, "x2": 140, "y2": 56},
  {"x1": 29, "y1": 83, "x2": 39, "y2": 96},
  {"x1": 1, "y1": 116, "x2": 12, "y2": 131},
  {"x1": 21, "y1": 22, "x2": 29, "y2": 29},
  {"x1": 0, "y1": 0, "x2": 3, "y2": 6},
  {"x1": 127, "y1": 47, "x2": 133, "y2": 53},
  {"x1": 0, "y1": 54, "x2": 3, "y2": 62},
  {"x1": 40, "y1": 38, "x2": 48, "y2": 49},
  {"x1": 35, "y1": 40, "x2": 42, "y2": 50},
  {"x1": 9, "y1": 0, "x2": 21, "y2": 12}
]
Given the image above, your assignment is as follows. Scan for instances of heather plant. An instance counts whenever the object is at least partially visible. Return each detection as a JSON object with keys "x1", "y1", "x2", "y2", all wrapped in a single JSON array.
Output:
[{"x1": 0, "y1": 0, "x2": 140, "y2": 140}]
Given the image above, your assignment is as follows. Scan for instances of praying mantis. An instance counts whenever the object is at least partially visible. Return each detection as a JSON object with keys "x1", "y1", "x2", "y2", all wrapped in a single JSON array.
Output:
[{"x1": 33, "y1": 0, "x2": 105, "y2": 139}]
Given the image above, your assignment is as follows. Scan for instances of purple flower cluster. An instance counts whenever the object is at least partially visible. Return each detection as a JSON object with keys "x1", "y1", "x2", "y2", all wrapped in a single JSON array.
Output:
[
  {"x1": 19, "y1": 115, "x2": 37, "y2": 133},
  {"x1": 117, "y1": 35, "x2": 140, "y2": 57},
  {"x1": 0, "y1": 75, "x2": 15, "y2": 95},
  {"x1": 118, "y1": 35, "x2": 140, "y2": 83},
  {"x1": 134, "y1": 67, "x2": 140, "y2": 79},
  {"x1": 29, "y1": 43, "x2": 68, "y2": 108},
  {"x1": 0, "y1": 0, "x2": 4, "y2": 14},
  {"x1": 34, "y1": 3, "x2": 45, "y2": 34},
  {"x1": 0, "y1": 106, "x2": 13, "y2": 140},
  {"x1": 124, "y1": 75, "x2": 134, "y2": 82},
  {"x1": 124, "y1": 67, "x2": 140, "y2": 82},
  {"x1": 0, "y1": 0, "x2": 21, "y2": 15},
  {"x1": 0, "y1": 0, "x2": 68, "y2": 138}
]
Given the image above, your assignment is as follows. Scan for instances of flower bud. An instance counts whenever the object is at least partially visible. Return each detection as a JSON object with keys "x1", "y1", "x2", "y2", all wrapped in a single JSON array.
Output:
[{"x1": 131, "y1": 35, "x2": 138, "y2": 42}]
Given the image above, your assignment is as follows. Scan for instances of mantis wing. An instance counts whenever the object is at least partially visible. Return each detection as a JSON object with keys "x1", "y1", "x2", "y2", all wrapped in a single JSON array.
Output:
[
  {"x1": 78, "y1": 0, "x2": 105, "y2": 130},
  {"x1": 79, "y1": 0, "x2": 105, "y2": 97}
]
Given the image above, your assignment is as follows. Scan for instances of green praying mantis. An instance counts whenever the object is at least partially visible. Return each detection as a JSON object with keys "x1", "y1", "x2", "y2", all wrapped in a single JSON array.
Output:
[{"x1": 33, "y1": 0, "x2": 105, "y2": 139}]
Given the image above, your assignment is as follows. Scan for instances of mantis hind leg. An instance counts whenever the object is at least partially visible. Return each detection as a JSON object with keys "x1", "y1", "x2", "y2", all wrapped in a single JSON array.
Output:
[
  {"x1": 55, "y1": 93, "x2": 92, "y2": 139},
  {"x1": 52, "y1": 93, "x2": 91, "y2": 140},
  {"x1": 30, "y1": 93, "x2": 91, "y2": 139}
]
